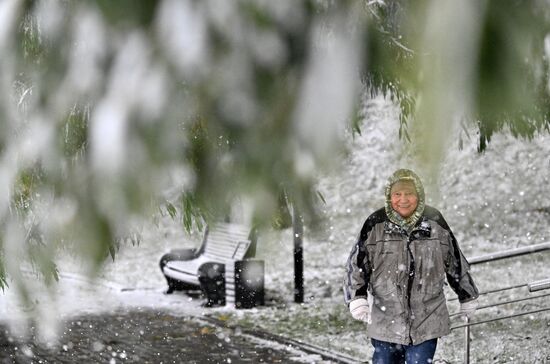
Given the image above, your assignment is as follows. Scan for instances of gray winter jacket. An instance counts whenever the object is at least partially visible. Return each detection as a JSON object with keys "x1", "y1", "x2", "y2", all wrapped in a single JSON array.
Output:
[{"x1": 343, "y1": 170, "x2": 478, "y2": 345}]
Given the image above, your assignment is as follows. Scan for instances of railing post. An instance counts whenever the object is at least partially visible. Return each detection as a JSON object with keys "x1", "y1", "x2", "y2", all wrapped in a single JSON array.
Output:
[
  {"x1": 293, "y1": 205, "x2": 304, "y2": 303},
  {"x1": 464, "y1": 317, "x2": 470, "y2": 364}
]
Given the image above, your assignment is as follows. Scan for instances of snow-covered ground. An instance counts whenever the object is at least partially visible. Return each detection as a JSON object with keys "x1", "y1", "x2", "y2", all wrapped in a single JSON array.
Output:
[{"x1": 1, "y1": 95, "x2": 549, "y2": 363}]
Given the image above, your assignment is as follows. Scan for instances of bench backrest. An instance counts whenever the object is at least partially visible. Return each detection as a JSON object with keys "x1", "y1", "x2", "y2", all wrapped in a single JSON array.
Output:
[{"x1": 202, "y1": 223, "x2": 254, "y2": 262}]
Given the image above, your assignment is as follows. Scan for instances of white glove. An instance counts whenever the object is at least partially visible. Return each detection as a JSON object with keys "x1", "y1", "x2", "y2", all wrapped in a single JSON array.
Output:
[
  {"x1": 459, "y1": 299, "x2": 478, "y2": 321},
  {"x1": 349, "y1": 298, "x2": 371, "y2": 323}
]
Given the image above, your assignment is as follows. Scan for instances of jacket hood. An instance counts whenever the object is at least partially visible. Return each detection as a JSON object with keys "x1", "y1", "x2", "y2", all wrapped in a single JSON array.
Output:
[{"x1": 384, "y1": 169, "x2": 425, "y2": 231}]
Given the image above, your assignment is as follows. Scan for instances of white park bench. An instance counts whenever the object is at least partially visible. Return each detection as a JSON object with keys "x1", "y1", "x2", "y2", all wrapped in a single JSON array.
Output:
[{"x1": 160, "y1": 223, "x2": 263, "y2": 307}]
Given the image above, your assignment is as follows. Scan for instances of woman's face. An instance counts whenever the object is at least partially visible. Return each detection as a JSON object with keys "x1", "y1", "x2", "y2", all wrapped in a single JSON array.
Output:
[{"x1": 390, "y1": 181, "x2": 418, "y2": 218}]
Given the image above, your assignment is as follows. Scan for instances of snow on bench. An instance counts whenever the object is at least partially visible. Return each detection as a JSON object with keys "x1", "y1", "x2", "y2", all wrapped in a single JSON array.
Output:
[{"x1": 161, "y1": 223, "x2": 255, "y2": 287}]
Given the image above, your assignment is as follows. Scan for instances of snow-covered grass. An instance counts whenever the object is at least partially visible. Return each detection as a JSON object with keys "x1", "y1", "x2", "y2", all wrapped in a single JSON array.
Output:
[{"x1": 1, "y1": 96, "x2": 549, "y2": 363}]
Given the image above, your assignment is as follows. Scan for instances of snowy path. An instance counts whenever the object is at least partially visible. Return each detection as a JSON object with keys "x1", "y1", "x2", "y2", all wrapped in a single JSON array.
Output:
[{"x1": 0, "y1": 309, "x2": 332, "y2": 363}]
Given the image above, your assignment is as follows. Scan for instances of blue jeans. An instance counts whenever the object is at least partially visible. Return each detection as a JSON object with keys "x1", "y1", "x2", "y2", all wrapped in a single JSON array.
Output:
[{"x1": 371, "y1": 338, "x2": 438, "y2": 364}]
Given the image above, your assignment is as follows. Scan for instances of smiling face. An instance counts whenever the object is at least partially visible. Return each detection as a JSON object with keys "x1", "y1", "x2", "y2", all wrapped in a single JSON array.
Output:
[{"x1": 390, "y1": 180, "x2": 418, "y2": 218}]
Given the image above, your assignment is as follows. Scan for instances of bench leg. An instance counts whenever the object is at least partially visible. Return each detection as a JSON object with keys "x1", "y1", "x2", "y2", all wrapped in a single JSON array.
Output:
[{"x1": 164, "y1": 277, "x2": 200, "y2": 294}]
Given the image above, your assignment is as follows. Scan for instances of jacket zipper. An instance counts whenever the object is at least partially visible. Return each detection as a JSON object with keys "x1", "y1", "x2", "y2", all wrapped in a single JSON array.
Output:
[{"x1": 406, "y1": 234, "x2": 415, "y2": 345}]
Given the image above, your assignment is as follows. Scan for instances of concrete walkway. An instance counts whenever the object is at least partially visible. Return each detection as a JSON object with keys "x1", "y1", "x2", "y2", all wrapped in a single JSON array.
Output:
[{"x1": 0, "y1": 309, "x2": 343, "y2": 363}]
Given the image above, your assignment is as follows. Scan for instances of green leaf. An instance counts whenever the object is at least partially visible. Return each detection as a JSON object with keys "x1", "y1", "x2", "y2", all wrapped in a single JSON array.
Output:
[
  {"x1": 316, "y1": 190, "x2": 327, "y2": 205},
  {"x1": 166, "y1": 202, "x2": 177, "y2": 219}
]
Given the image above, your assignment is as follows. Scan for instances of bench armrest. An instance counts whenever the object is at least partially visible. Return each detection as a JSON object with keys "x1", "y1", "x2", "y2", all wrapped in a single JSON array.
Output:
[{"x1": 159, "y1": 248, "x2": 199, "y2": 269}]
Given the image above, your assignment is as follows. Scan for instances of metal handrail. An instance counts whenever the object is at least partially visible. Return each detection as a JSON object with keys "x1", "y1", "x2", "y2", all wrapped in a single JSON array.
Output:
[
  {"x1": 468, "y1": 241, "x2": 550, "y2": 265},
  {"x1": 528, "y1": 278, "x2": 550, "y2": 292},
  {"x1": 454, "y1": 304, "x2": 550, "y2": 364},
  {"x1": 451, "y1": 306, "x2": 550, "y2": 330},
  {"x1": 451, "y1": 294, "x2": 550, "y2": 363},
  {"x1": 448, "y1": 278, "x2": 550, "y2": 303},
  {"x1": 446, "y1": 242, "x2": 550, "y2": 301},
  {"x1": 451, "y1": 240, "x2": 550, "y2": 364},
  {"x1": 449, "y1": 291, "x2": 550, "y2": 318},
  {"x1": 447, "y1": 282, "x2": 527, "y2": 302}
]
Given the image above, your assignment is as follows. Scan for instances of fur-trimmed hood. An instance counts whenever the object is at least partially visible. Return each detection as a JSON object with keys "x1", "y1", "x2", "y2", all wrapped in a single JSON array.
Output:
[{"x1": 384, "y1": 169, "x2": 425, "y2": 232}]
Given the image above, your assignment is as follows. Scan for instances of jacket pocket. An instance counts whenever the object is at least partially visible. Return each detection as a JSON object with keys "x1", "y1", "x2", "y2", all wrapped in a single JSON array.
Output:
[
  {"x1": 370, "y1": 240, "x2": 402, "y2": 296},
  {"x1": 417, "y1": 239, "x2": 447, "y2": 297}
]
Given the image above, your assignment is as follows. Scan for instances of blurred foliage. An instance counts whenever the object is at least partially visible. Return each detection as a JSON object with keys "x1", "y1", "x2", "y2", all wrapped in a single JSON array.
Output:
[
  {"x1": 272, "y1": 190, "x2": 293, "y2": 229},
  {"x1": 19, "y1": 16, "x2": 44, "y2": 64},
  {"x1": 180, "y1": 193, "x2": 206, "y2": 233},
  {"x1": 13, "y1": 168, "x2": 41, "y2": 212},
  {"x1": 0, "y1": 0, "x2": 549, "y2": 298},
  {"x1": 0, "y1": 249, "x2": 6, "y2": 290},
  {"x1": 363, "y1": 0, "x2": 550, "y2": 153},
  {"x1": 60, "y1": 107, "x2": 88, "y2": 158},
  {"x1": 95, "y1": 0, "x2": 160, "y2": 28}
]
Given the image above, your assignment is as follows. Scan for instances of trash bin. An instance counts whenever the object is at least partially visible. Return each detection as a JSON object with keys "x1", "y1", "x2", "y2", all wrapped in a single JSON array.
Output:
[{"x1": 226, "y1": 260, "x2": 264, "y2": 309}]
